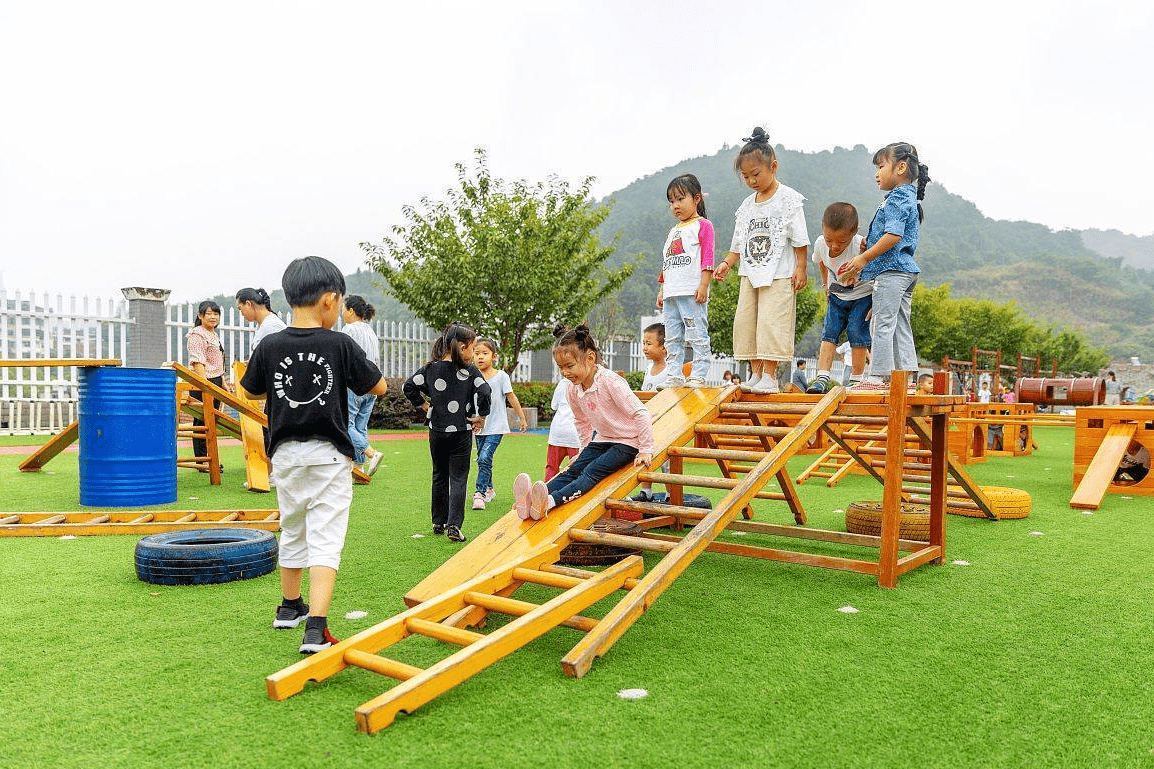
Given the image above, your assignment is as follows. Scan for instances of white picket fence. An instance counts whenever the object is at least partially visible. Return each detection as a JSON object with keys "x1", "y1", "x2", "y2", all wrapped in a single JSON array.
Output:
[
  {"x1": 3, "y1": 290, "x2": 739, "y2": 435},
  {"x1": 1, "y1": 290, "x2": 132, "y2": 434}
]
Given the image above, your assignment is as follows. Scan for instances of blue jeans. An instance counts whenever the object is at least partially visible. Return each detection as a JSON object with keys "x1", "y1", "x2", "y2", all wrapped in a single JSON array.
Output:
[
  {"x1": 663, "y1": 294, "x2": 711, "y2": 381},
  {"x1": 869, "y1": 270, "x2": 919, "y2": 378},
  {"x1": 347, "y1": 391, "x2": 376, "y2": 464},
  {"x1": 822, "y1": 292, "x2": 872, "y2": 348},
  {"x1": 547, "y1": 441, "x2": 638, "y2": 507},
  {"x1": 474, "y1": 433, "x2": 503, "y2": 494}
]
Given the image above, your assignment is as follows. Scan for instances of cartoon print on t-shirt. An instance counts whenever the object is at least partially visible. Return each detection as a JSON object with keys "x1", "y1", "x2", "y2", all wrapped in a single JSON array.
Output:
[
  {"x1": 744, "y1": 215, "x2": 789, "y2": 269},
  {"x1": 663, "y1": 233, "x2": 690, "y2": 273},
  {"x1": 273, "y1": 351, "x2": 335, "y2": 408}
]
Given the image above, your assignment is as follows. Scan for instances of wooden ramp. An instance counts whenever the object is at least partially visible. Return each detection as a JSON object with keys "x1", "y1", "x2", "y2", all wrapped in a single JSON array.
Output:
[{"x1": 1070, "y1": 422, "x2": 1138, "y2": 510}]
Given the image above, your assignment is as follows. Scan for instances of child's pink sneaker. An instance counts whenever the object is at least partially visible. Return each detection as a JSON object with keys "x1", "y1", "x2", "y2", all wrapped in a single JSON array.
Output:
[
  {"x1": 530, "y1": 480, "x2": 551, "y2": 520},
  {"x1": 513, "y1": 473, "x2": 532, "y2": 520}
]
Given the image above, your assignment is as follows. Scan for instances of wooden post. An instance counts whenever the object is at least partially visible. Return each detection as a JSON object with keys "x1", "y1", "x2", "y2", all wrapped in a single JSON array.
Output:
[
  {"x1": 204, "y1": 389, "x2": 221, "y2": 486},
  {"x1": 877, "y1": 373, "x2": 908, "y2": 588},
  {"x1": 929, "y1": 372, "x2": 948, "y2": 562}
]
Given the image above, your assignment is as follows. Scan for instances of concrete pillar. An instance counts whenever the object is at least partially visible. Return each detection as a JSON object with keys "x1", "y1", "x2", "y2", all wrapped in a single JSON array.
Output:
[{"x1": 121, "y1": 287, "x2": 171, "y2": 368}]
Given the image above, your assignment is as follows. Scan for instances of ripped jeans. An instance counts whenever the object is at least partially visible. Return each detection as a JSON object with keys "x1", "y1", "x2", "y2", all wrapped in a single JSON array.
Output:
[{"x1": 663, "y1": 294, "x2": 712, "y2": 381}]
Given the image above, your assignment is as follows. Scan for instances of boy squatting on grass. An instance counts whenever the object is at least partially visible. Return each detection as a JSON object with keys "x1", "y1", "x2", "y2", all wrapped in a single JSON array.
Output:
[{"x1": 240, "y1": 256, "x2": 388, "y2": 655}]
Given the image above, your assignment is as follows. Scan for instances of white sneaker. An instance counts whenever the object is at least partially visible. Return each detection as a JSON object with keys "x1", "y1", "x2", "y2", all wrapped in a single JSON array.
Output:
[
  {"x1": 472, "y1": 492, "x2": 486, "y2": 510},
  {"x1": 685, "y1": 376, "x2": 706, "y2": 388},
  {"x1": 483, "y1": 487, "x2": 496, "y2": 503},
  {"x1": 851, "y1": 376, "x2": 889, "y2": 391},
  {"x1": 658, "y1": 376, "x2": 685, "y2": 390},
  {"x1": 751, "y1": 376, "x2": 780, "y2": 394},
  {"x1": 739, "y1": 374, "x2": 763, "y2": 393}
]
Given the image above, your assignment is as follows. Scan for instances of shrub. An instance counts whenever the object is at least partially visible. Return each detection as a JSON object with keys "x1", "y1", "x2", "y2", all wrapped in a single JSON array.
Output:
[
  {"x1": 623, "y1": 370, "x2": 645, "y2": 391},
  {"x1": 512, "y1": 380, "x2": 557, "y2": 421},
  {"x1": 369, "y1": 377, "x2": 424, "y2": 429}
]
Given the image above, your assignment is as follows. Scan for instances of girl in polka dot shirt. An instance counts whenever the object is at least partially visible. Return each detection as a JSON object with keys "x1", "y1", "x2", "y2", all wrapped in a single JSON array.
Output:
[{"x1": 403, "y1": 323, "x2": 493, "y2": 542}]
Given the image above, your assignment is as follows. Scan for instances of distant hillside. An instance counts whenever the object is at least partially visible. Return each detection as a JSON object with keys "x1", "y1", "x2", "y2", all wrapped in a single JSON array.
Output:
[
  {"x1": 1081, "y1": 229, "x2": 1154, "y2": 272},
  {"x1": 595, "y1": 144, "x2": 1154, "y2": 359}
]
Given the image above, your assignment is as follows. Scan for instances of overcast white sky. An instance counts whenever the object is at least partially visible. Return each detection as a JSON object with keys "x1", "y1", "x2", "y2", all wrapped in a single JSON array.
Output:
[{"x1": 1, "y1": 0, "x2": 1151, "y2": 303}]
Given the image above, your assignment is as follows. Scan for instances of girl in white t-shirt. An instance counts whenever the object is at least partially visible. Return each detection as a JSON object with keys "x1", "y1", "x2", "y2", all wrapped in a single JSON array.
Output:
[
  {"x1": 472, "y1": 339, "x2": 528, "y2": 510},
  {"x1": 713, "y1": 127, "x2": 810, "y2": 394},
  {"x1": 545, "y1": 380, "x2": 580, "y2": 480}
]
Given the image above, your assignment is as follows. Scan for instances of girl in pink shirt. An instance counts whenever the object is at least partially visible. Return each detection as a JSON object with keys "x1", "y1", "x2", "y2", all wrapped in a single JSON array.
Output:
[{"x1": 513, "y1": 324, "x2": 654, "y2": 520}]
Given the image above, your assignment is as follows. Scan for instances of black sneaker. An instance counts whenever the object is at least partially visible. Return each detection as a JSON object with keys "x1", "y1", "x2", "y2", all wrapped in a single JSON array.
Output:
[
  {"x1": 299, "y1": 620, "x2": 338, "y2": 654},
  {"x1": 446, "y1": 525, "x2": 467, "y2": 542},
  {"x1": 806, "y1": 379, "x2": 829, "y2": 394},
  {"x1": 629, "y1": 489, "x2": 654, "y2": 502},
  {"x1": 273, "y1": 599, "x2": 309, "y2": 629},
  {"x1": 432, "y1": 524, "x2": 446, "y2": 535}
]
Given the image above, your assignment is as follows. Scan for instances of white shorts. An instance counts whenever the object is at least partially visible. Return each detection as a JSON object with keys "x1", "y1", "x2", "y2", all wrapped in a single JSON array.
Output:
[{"x1": 271, "y1": 439, "x2": 354, "y2": 570}]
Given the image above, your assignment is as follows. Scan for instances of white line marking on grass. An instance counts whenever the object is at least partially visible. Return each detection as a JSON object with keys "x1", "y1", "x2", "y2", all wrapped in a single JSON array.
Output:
[
  {"x1": 345, "y1": 610, "x2": 369, "y2": 620},
  {"x1": 617, "y1": 688, "x2": 648, "y2": 699},
  {"x1": 837, "y1": 606, "x2": 860, "y2": 614},
  {"x1": 951, "y1": 560, "x2": 970, "y2": 566}
]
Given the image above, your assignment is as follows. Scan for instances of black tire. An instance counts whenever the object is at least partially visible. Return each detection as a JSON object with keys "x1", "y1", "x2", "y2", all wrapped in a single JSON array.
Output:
[
  {"x1": 135, "y1": 528, "x2": 278, "y2": 586},
  {"x1": 845, "y1": 501, "x2": 930, "y2": 541}
]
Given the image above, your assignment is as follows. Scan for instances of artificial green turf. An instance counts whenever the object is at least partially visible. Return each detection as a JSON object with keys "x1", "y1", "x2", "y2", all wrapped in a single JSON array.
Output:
[{"x1": 3, "y1": 428, "x2": 1154, "y2": 769}]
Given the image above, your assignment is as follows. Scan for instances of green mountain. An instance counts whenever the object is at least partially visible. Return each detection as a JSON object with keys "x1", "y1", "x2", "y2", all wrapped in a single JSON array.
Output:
[{"x1": 595, "y1": 144, "x2": 1154, "y2": 360}]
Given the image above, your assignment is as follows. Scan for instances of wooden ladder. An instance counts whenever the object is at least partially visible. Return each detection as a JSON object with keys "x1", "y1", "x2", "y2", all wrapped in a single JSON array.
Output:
[{"x1": 268, "y1": 386, "x2": 847, "y2": 732}]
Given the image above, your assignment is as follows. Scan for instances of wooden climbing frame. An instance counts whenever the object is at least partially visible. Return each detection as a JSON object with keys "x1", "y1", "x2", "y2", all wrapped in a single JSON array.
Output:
[{"x1": 269, "y1": 373, "x2": 963, "y2": 732}]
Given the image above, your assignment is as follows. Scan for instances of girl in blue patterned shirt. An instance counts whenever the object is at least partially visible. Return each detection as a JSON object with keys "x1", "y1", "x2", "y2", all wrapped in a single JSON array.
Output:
[{"x1": 841, "y1": 142, "x2": 931, "y2": 391}]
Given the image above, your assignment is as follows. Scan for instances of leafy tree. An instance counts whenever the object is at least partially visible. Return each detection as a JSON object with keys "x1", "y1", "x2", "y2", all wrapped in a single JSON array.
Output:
[
  {"x1": 707, "y1": 278, "x2": 821, "y2": 357},
  {"x1": 361, "y1": 149, "x2": 639, "y2": 372}
]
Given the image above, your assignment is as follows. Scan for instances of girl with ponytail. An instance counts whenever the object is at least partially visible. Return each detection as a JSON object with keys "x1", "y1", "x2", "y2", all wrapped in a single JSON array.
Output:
[
  {"x1": 510, "y1": 323, "x2": 654, "y2": 521},
  {"x1": 235, "y1": 287, "x2": 286, "y2": 353},
  {"x1": 403, "y1": 322, "x2": 492, "y2": 542},
  {"x1": 840, "y1": 142, "x2": 932, "y2": 390}
]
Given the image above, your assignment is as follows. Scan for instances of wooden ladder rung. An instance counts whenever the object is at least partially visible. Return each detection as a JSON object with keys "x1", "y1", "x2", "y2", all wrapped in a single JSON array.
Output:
[
  {"x1": 127, "y1": 513, "x2": 155, "y2": 524},
  {"x1": 666, "y1": 446, "x2": 766, "y2": 462},
  {"x1": 537, "y1": 563, "x2": 641, "y2": 591},
  {"x1": 856, "y1": 445, "x2": 931, "y2": 457},
  {"x1": 695, "y1": 424, "x2": 792, "y2": 438},
  {"x1": 637, "y1": 472, "x2": 787, "y2": 501},
  {"x1": 0, "y1": 515, "x2": 21, "y2": 525},
  {"x1": 464, "y1": 591, "x2": 598, "y2": 632},
  {"x1": 405, "y1": 617, "x2": 485, "y2": 646},
  {"x1": 568, "y1": 528, "x2": 676, "y2": 554},
  {"x1": 343, "y1": 649, "x2": 423, "y2": 681},
  {"x1": 901, "y1": 484, "x2": 972, "y2": 499}
]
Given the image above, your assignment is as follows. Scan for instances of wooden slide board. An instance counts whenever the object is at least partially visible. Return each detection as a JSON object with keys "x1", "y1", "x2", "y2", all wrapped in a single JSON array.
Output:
[{"x1": 1070, "y1": 422, "x2": 1138, "y2": 510}]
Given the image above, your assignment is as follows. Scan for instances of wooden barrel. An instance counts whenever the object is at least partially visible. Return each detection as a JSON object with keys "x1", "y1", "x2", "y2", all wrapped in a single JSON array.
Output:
[{"x1": 1014, "y1": 377, "x2": 1105, "y2": 406}]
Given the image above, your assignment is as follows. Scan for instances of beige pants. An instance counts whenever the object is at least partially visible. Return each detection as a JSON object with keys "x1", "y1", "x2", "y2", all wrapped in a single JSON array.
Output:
[{"x1": 733, "y1": 276, "x2": 795, "y2": 361}]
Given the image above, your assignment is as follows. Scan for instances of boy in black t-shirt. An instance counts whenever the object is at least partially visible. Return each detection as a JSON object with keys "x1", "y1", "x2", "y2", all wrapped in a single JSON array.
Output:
[{"x1": 240, "y1": 256, "x2": 387, "y2": 654}]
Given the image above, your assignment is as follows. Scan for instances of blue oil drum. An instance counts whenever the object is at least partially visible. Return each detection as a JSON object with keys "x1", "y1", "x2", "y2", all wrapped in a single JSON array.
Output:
[{"x1": 79, "y1": 367, "x2": 177, "y2": 507}]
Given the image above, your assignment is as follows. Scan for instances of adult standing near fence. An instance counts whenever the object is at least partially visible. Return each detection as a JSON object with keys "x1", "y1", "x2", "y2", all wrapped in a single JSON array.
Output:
[
  {"x1": 187, "y1": 299, "x2": 227, "y2": 471},
  {"x1": 341, "y1": 296, "x2": 384, "y2": 475},
  {"x1": 235, "y1": 287, "x2": 286, "y2": 354},
  {"x1": 1105, "y1": 371, "x2": 1122, "y2": 405}
]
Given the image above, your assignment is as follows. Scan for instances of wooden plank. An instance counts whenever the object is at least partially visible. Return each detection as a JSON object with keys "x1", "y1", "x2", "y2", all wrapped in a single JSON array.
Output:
[
  {"x1": 232, "y1": 361, "x2": 271, "y2": 493},
  {"x1": 640, "y1": 531, "x2": 881, "y2": 574},
  {"x1": 18, "y1": 420, "x2": 79, "y2": 472},
  {"x1": 404, "y1": 387, "x2": 732, "y2": 606},
  {"x1": 560, "y1": 386, "x2": 847, "y2": 678},
  {"x1": 353, "y1": 554, "x2": 643, "y2": 733},
  {"x1": 171, "y1": 362, "x2": 268, "y2": 423},
  {"x1": 896, "y1": 545, "x2": 944, "y2": 575},
  {"x1": 568, "y1": 528, "x2": 677, "y2": 553},
  {"x1": 908, "y1": 418, "x2": 996, "y2": 520},
  {"x1": 1070, "y1": 422, "x2": 1139, "y2": 510}
]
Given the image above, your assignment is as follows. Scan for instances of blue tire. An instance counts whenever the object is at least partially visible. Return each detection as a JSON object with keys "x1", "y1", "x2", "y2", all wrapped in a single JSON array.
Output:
[{"x1": 135, "y1": 528, "x2": 277, "y2": 585}]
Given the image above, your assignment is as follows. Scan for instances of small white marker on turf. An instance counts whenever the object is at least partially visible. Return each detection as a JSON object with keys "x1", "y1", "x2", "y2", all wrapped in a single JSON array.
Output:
[
  {"x1": 951, "y1": 560, "x2": 970, "y2": 566},
  {"x1": 1121, "y1": 496, "x2": 1133, "y2": 500},
  {"x1": 345, "y1": 610, "x2": 369, "y2": 620},
  {"x1": 411, "y1": 533, "x2": 425, "y2": 538},
  {"x1": 1082, "y1": 511, "x2": 1094, "y2": 516},
  {"x1": 837, "y1": 606, "x2": 859, "y2": 614},
  {"x1": 59, "y1": 535, "x2": 77, "y2": 540},
  {"x1": 188, "y1": 496, "x2": 198, "y2": 501},
  {"x1": 732, "y1": 531, "x2": 748, "y2": 537},
  {"x1": 832, "y1": 509, "x2": 844, "y2": 514},
  {"x1": 1006, "y1": 475, "x2": 1015, "y2": 479},
  {"x1": 617, "y1": 688, "x2": 648, "y2": 700},
  {"x1": 1029, "y1": 531, "x2": 1044, "y2": 536}
]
